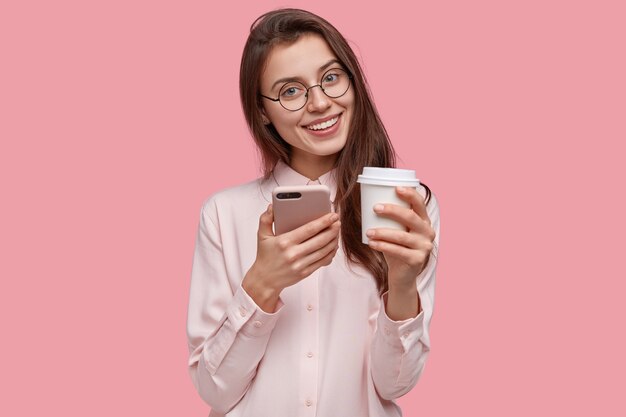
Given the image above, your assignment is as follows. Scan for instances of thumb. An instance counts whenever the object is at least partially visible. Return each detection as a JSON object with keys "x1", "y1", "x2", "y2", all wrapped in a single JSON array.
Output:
[{"x1": 257, "y1": 204, "x2": 275, "y2": 238}]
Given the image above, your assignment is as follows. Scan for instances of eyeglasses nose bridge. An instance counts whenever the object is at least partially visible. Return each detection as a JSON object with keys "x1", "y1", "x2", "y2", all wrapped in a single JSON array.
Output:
[{"x1": 304, "y1": 83, "x2": 326, "y2": 100}]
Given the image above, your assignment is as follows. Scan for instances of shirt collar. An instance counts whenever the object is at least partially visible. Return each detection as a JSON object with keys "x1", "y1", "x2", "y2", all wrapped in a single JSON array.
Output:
[{"x1": 272, "y1": 159, "x2": 338, "y2": 203}]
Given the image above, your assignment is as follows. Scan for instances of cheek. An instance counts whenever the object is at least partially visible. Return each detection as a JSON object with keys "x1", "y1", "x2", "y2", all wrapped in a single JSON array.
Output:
[
  {"x1": 335, "y1": 93, "x2": 355, "y2": 117},
  {"x1": 338, "y1": 95, "x2": 354, "y2": 121},
  {"x1": 344, "y1": 91, "x2": 356, "y2": 109},
  {"x1": 269, "y1": 112, "x2": 300, "y2": 130},
  {"x1": 266, "y1": 113, "x2": 302, "y2": 144}
]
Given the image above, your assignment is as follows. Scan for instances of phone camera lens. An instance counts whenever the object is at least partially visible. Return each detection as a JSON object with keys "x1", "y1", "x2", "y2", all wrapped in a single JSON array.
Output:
[{"x1": 276, "y1": 192, "x2": 302, "y2": 199}]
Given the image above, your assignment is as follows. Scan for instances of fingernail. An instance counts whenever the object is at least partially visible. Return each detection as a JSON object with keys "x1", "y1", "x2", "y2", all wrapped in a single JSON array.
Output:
[
  {"x1": 373, "y1": 204, "x2": 384, "y2": 212},
  {"x1": 331, "y1": 213, "x2": 339, "y2": 222},
  {"x1": 397, "y1": 186, "x2": 406, "y2": 192},
  {"x1": 366, "y1": 229, "x2": 374, "y2": 237}
]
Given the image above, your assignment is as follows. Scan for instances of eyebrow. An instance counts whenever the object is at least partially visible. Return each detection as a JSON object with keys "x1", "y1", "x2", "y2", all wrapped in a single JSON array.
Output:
[{"x1": 271, "y1": 59, "x2": 343, "y2": 91}]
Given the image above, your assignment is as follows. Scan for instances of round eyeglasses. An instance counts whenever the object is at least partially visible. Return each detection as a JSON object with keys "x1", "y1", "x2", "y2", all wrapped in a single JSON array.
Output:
[{"x1": 260, "y1": 68, "x2": 352, "y2": 111}]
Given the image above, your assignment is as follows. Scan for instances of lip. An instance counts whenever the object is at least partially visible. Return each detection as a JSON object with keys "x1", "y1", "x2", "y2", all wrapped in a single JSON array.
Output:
[
  {"x1": 302, "y1": 113, "x2": 342, "y2": 128},
  {"x1": 303, "y1": 113, "x2": 342, "y2": 138}
]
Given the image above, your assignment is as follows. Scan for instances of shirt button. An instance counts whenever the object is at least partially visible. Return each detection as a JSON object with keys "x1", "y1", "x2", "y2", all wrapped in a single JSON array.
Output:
[
  {"x1": 384, "y1": 326, "x2": 391, "y2": 336},
  {"x1": 306, "y1": 352, "x2": 314, "y2": 358},
  {"x1": 305, "y1": 399, "x2": 312, "y2": 407},
  {"x1": 401, "y1": 332, "x2": 409, "y2": 339},
  {"x1": 253, "y1": 321, "x2": 262, "y2": 328},
  {"x1": 306, "y1": 304, "x2": 313, "y2": 311},
  {"x1": 238, "y1": 306, "x2": 247, "y2": 317}
]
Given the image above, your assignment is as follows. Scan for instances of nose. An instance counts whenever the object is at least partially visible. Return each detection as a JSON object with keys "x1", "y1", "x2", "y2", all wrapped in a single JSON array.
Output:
[{"x1": 306, "y1": 85, "x2": 331, "y2": 112}]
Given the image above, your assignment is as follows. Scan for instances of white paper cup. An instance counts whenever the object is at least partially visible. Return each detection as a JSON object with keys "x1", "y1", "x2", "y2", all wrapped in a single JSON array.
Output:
[{"x1": 357, "y1": 167, "x2": 420, "y2": 244}]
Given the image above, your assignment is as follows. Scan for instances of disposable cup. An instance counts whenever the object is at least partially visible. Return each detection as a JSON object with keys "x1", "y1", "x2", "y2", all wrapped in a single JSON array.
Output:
[{"x1": 357, "y1": 167, "x2": 420, "y2": 244}]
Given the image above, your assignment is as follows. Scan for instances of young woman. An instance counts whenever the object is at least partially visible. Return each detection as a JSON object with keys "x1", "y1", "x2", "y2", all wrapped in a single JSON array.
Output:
[{"x1": 187, "y1": 8, "x2": 440, "y2": 417}]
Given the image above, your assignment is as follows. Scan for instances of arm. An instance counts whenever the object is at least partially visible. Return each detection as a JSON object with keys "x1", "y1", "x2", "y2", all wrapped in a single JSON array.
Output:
[
  {"x1": 186, "y1": 197, "x2": 284, "y2": 414},
  {"x1": 370, "y1": 191, "x2": 440, "y2": 399}
]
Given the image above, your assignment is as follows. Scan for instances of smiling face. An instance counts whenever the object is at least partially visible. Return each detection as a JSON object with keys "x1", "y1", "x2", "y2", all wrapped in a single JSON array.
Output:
[{"x1": 260, "y1": 33, "x2": 354, "y2": 179}]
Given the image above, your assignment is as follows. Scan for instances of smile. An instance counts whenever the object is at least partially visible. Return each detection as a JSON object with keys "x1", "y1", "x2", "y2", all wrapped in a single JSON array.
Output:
[{"x1": 306, "y1": 115, "x2": 340, "y2": 131}]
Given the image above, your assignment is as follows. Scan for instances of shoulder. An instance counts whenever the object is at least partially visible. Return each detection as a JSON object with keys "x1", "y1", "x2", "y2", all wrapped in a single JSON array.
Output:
[{"x1": 200, "y1": 177, "x2": 270, "y2": 221}]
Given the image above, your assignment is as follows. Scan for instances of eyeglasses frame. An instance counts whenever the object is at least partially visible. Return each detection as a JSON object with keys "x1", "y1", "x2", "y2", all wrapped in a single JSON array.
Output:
[{"x1": 259, "y1": 67, "x2": 353, "y2": 112}]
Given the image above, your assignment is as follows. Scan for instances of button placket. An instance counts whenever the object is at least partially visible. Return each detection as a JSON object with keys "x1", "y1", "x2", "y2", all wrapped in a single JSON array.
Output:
[{"x1": 299, "y1": 271, "x2": 319, "y2": 416}]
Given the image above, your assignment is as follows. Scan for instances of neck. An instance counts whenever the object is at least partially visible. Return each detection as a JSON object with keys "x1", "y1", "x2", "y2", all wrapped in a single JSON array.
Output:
[{"x1": 289, "y1": 153, "x2": 338, "y2": 181}]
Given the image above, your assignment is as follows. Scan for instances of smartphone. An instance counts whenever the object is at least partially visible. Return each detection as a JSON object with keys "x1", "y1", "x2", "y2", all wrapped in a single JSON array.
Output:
[{"x1": 272, "y1": 185, "x2": 332, "y2": 235}]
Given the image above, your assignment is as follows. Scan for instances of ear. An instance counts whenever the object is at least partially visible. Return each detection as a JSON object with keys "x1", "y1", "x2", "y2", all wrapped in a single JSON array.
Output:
[{"x1": 260, "y1": 110, "x2": 271, "y2": 125}]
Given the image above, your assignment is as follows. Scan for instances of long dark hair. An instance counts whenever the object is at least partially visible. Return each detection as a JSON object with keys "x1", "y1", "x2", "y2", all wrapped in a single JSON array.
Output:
[{"x1": 239, "y1": 8, "x2": 432, "y2": 295}]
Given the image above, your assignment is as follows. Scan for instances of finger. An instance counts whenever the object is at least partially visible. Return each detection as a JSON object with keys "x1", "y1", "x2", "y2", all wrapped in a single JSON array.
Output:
[
  {"x1": 368, "y1": 239, "x2": 430, "y2": 265},
  {"x1": 287, "y1": 212, "x2": 339, "y2": 245},
  {"x1": 396, "y1": 186, "x2": 431, "y2": 226},
  {"x1": 298, "y1": 220, "x2": 340, "y2": 255},
  {"x1": 368, "y1": 228, "x2": 434, "y2": 252},
  {"x1": 258, "y1": 204, "x2": 275, "y2": 239},
  {"x1": 299, "y1": 240, "x2": 340, "y2": 278},
  {"x1": 373, "y1": 203, "x2": 428, "y2": 234},
  {"x1": 298, "y1": 230, "x2": 339, "y2": 269},
  {"x1": 366, "y1": 228, "x2": 421, "y2": 249}
]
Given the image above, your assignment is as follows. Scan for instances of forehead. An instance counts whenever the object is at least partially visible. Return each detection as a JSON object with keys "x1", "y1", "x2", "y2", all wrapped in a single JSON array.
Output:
[{"x1": 261, "y1": 33, "x2": 338, "y2": 88}]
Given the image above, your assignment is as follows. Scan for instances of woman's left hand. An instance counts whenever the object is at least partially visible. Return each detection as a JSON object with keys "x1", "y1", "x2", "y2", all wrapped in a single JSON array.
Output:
[{"x1": 366, "y1": 186, "x2": 436, "y2": 291}]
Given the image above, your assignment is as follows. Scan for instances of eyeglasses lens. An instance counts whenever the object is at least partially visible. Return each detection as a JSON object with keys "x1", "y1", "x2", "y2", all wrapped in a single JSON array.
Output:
[{"x1": 278, "y1": 68, "x2": 351, "y2": 111}]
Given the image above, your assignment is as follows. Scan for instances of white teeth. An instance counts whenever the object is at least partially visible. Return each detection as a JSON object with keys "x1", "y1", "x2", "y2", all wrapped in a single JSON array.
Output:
[{"x1": 306, "y1": 116, "x2": 338, "y2": 131}]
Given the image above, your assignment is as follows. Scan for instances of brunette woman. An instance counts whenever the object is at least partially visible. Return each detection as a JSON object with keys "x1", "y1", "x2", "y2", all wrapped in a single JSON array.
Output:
[{"x1": 187, "y1": 8, "x2": 440, "y2": 417}]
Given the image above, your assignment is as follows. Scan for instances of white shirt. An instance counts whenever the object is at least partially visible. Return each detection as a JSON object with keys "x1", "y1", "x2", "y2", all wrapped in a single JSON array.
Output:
[{"x1": 187, "y1": 160, "x2": 440, "y2": 417}]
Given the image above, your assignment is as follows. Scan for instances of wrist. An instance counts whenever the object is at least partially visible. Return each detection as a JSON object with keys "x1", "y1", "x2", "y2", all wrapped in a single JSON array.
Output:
[
  {"x1": 242, "y1": 265, "x2": 282, "y2": 313},
  {"x1": 385, "y1": 284, "x2": 420, "y2": 321},
  {"x1": 387, "y1": 281, "x2": 417, "y2": 295}
]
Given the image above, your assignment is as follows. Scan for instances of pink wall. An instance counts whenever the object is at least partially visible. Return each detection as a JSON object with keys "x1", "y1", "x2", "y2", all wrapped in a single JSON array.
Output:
[{"x1": 1, "y1": 0, "x2": 624, "y2": 415}]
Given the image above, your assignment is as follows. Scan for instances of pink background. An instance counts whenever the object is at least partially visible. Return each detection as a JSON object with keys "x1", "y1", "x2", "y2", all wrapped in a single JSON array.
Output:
[{"x1": 1, "y1": 0, "x2": 624, "y2": 415}]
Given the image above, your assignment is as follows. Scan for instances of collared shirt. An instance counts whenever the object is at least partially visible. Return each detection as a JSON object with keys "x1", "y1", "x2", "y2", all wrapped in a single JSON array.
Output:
[{"x1": 186, "y1": 160, "x2": 440, "y2": 417}]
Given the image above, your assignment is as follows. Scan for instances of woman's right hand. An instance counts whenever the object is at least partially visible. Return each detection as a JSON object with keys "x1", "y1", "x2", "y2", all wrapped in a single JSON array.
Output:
[{"x1": 242, "y1": 204, "x2": 341, "y2": 312}]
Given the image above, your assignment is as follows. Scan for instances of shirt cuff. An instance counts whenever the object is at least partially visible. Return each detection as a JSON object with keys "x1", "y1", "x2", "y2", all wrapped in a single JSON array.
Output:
[
  {"x1": 377, "y1": 291, "x2": 425, "y2": 352},
  {"x1": 227, "y1": 284, "x2": 285, "y2": 338}
]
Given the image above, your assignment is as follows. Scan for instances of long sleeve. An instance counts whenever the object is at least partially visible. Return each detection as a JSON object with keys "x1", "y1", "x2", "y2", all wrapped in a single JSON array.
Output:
[
  {"x1": 187, "y1": 167, "x2": 439, "y2": 416},
  {"x1": 186, "y1": 196, "x2": 284, "y2": 414},
  {"x1": 370, "y1": 192, "x2": 441, "y2": 400}
]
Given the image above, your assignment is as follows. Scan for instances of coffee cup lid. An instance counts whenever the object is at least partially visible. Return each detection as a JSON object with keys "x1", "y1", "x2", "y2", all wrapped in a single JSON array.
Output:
[{"x1": 357, "y1": 167, "x2": 420, "y2": 187}]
